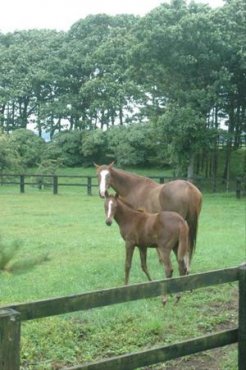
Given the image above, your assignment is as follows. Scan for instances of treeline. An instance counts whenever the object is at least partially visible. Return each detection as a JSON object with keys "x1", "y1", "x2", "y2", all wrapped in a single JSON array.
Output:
[{"x1": 0, "y1": 0, "x2": 245, "y2": 177}]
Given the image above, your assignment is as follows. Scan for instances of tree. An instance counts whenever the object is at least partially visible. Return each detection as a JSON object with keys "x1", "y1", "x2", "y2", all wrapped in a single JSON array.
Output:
[
  {"x1": 155, "y1": 105, "x2": 209, "y2": 177},
  {"x1": 129, "y1": 0, "x2": 243, "y2": 175},
  {"x1": 0, "y1": 30, "x2": 65, "y2": 135},
  {"x1": 212, "y1": 0, "x2": 246, "y2": 180}
]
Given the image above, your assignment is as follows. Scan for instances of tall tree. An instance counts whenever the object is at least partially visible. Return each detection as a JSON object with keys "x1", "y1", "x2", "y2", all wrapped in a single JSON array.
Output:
[
  {"x1": 129, "y1": 0, "x2": 242, "y2": 175},
  {"x1": 0, "y1": 30, "x2": 64, "y2": 136},
  {"x1": 213, "y1": 0, "x2": 246, "y2": 180}
]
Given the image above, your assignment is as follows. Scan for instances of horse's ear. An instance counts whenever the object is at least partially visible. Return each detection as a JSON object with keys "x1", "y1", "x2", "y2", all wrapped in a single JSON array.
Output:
[
  {"x1": 93, "y1": 162, "x2": 100, "y2": 169},
  {"x1": 109, "y1": 161, "x2": 115, "y2": 168}
]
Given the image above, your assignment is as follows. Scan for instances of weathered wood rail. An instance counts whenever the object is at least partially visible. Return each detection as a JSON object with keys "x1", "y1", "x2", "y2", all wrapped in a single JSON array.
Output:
[
  {"x1": 0, "y1": 264, "x2": 246, "y2": 370},
  {"x1": 0, "y1": 174, "x2": 245, "y2": 196},
  {"x1": 0, "y1": 174, "x2": 98, "y2": 195}
]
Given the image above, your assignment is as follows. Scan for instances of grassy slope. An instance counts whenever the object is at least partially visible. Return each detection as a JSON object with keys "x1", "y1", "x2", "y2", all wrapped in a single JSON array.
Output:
[{"x1": 0, "y1": 185, "x2": 245, "y2": 369}]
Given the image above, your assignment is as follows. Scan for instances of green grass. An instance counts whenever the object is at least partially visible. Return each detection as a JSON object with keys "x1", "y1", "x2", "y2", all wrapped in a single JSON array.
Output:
[{"x1": 0, "y1": 187, "x2": 245, "y2": 370}]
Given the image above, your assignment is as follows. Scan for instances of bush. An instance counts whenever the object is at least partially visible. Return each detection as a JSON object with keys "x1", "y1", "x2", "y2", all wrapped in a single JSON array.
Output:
[
  {"x1": 81, "y1": 129, "x2": 108, "y2": 165},
  {"x1": 9, "y1": 129, "x2": 45, "y2": 168},
  {"x1": 42, "y1": 131, "x2": 83, "y2": 166},
  {"x1": 0, "y1": 133, "x2": 23, "y2": 173}
]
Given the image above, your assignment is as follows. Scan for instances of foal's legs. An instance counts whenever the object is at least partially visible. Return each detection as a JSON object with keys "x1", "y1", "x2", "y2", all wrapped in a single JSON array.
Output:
[
  {"x1": 158, "y1": 246, "x2": 173, "y2": 305},
  {"x1": 173, "y1": 246, "x2": 189, "y2": 303},
  {"x1": 124, "y1": 242, "x2": 135, "y2": 285},
  {"x1": 158, "y1": 247, "x2": 173, "y2": 278},
  {"x1": 173, "y1": 246, "x2": 188, "y2": 276},
  {"x1": 139, "y1": 247, "x2": 152, "y2": 281}
]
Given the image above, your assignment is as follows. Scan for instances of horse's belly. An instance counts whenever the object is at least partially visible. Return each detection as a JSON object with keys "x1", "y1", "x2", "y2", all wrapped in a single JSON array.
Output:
[{"x1": 138, "y1": 230, "x2": 159, "y2": 247}]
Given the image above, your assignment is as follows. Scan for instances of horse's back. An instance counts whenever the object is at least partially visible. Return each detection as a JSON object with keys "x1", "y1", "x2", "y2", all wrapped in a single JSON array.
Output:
[{"x1": 159, "y1": 180, "x2": 202, "y2": 217}]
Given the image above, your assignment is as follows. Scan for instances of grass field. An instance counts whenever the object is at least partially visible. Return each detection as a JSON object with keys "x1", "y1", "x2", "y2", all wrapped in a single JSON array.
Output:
[{"x1": 0, "y1": 181, "x2": 245, "y2": 369}]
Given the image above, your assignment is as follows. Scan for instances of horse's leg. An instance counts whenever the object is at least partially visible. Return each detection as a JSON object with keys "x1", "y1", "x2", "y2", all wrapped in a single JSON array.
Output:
[
  {"x1": 156, "y1": 248, "x2": 162, "y2": 263},
  {"x1": 158, "y1": 246, "x2": 173, "y2": 305},
  {"x1": 173, "y1": 234, "x2": 189, "y2": 303},
  {"x1": 139, "y1": 247, "x2": 152, "y2": 281},
  {"x1": 173, "y1": 246, "x2": 188, "y2": 276},
  {"x1": 124, "y1": 242, "x2": 135, "y2": 285}
]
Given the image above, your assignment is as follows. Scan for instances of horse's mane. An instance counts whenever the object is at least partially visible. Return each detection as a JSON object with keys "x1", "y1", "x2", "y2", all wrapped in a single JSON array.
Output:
[
  {"x1": 112, "y1": 167, "x2": 157, "y2": 185},
  {"x1": 117, "y1": 196, "x2": 147, "y2": 214}
]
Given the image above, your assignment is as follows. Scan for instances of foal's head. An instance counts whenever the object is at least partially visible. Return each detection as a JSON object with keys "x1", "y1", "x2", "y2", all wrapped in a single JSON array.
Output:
[
  {"x1": 94, "y1": 162, "x2": 114, "y2": 198},
  {"x1": 104, "y1": 194, "x2": 118, "y2": 226}
]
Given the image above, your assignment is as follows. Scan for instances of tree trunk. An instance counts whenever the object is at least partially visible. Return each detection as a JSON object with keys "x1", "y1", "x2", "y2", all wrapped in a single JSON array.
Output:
[
  {"x1": 187, "y1": 153, "x2": 195, "y2": 180},
  {"x1": 223, "y1": 101, "x2": 235, "y2": 182}
]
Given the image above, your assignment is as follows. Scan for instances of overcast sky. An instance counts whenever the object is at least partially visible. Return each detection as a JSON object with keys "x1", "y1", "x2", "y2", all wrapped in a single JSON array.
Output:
[{"x1": 1, "y1": 0, "x2": 225, "y2": 33}]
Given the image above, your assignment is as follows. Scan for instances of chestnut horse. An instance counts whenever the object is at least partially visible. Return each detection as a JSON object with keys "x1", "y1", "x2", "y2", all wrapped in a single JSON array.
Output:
[
  {"x1": 104, "y1": 194, "x2": 190, "y2": 303},
  {"x1": 95, "y1": 162, "x2": 202, "y2": 261}
]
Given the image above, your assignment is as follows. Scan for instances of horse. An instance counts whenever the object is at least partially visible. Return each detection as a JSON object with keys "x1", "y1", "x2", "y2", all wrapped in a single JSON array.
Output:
[
  {"x1": 104, "y1": 194, "x2": 190, "y2": 304},
  {"x1": 95, "y1": 162, "x2": 202, "y2": 262}
]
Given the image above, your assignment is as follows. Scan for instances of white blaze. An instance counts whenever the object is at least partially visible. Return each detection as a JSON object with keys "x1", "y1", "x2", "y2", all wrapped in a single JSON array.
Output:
[
  {"x1": 100, "y1": 169, "x2": 109, "y2": 196},
  {"x1": 107, "y1": 199, "x2": 113, "y2": 219}
]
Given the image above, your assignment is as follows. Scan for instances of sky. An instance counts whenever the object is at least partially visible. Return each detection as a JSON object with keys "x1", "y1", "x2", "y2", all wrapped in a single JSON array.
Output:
[{"x1": 1, "y1": 0, "x2": 225, "y2": 34}]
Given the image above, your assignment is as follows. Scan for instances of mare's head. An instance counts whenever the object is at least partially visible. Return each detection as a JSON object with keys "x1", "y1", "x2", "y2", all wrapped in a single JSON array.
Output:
[
  {"x1": 104, "y1": 194, "x2": 118, "y2": 226},
  {"x1": 94, "y1": 161, "x2": 114, "y2": 198}
]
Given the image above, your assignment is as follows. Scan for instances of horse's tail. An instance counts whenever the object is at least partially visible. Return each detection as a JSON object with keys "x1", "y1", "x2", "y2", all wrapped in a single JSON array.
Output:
[
  {"x1": 186, "y1": 193, "x2": 202, "y2": 261},
  {"x1": 186, "y1": 212, "x2": 198, "y2": 261},
  {"x1": 177, "y1": 220, "x2": 190, "y2": 273}
]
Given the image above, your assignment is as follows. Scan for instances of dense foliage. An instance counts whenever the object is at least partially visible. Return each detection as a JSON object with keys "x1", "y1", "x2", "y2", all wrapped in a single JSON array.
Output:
[{"x1": 0, "y1": 0, "x2": 245, "y2": 176}]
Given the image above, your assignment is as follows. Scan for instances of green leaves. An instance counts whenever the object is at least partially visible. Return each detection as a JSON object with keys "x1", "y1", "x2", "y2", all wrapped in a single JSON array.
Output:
[{"x1": 0, "y1": 1, "x2": 245, "y2": 177}]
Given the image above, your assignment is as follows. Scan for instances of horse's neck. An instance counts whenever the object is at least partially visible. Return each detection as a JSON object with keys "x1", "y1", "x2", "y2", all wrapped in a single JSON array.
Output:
[
  {"x1": 114, "y1": 200, "x2": 137, "y2": 229},
  {"x1": 111, "y1": 168, "x2": 156, "y2": 197},
  {"x1": 111, "y1": 168, "x2": 159, "y2": 209},
  {"x1": 110, "y1": 168, "x2": 139, "y2": 196}
]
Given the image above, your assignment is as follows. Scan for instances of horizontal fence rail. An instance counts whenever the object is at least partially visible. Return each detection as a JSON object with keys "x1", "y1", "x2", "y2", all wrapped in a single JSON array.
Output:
[
  {"x1": 0, "y1": 173, "x2": 245, "y2": 196},
  {"x1": 2, "y1": 267, "x2": 239, "y2": 321},
  {"x1": 65, "y1": 329, "x2": 239, "y2": 370},
  {"x1": 1, "y1": 264, "x2": 246, "y2": 370}
]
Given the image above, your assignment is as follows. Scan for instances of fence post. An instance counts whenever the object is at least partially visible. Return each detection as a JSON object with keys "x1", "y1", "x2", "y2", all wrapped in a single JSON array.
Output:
[
  {"x1": 236, "y1": 178, "x2": 241, "y2": 199},
  {"x1": 20, "y1": 175, "x2": 25, "y2": 193},
  {"x1": 87, "y1": 176, "x2": 92, "y2": 195},
  {"x1": 0, "y1": 309, "x2": 21, "y2": 370},
  {"x1": 238, "y1": 263, "x2": 246, "y2": 370},
  {"x1": 53, "y1": 175, "x2": 58, "y2": 195}
]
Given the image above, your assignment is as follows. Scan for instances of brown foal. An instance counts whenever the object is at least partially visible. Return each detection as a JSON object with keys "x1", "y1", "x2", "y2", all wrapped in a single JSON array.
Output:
[{"x1": 104, "y1": 194, "x2": 190, "y2": 304}]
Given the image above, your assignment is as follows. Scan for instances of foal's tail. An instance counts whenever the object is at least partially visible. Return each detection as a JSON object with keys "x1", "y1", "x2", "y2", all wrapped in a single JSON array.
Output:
[{"x1": 177, "y1": 220, "x2": 190, "y2": 273}]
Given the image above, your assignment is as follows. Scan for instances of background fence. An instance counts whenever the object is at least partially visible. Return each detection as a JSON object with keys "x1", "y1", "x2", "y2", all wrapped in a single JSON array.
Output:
[
  {"x1": 0, "y1": 264, "x2": 246, "y2": 370},
  {"x1": 0, "y1": 174, "x2": 245, "y2": 197}
]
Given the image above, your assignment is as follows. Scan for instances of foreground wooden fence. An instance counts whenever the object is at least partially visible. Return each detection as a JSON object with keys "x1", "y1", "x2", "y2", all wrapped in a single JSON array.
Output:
[
  {"x1": 0, "y1": 264, "x2": 246, "y2": 370},
  {"x1": 0, "y1": 174, "x2": 245, "y2": 197}
]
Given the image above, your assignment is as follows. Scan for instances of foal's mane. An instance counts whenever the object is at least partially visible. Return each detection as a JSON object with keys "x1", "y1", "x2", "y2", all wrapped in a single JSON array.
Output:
[{"x1": 115, "y1": 194, "x2": 147, "y2": 214}]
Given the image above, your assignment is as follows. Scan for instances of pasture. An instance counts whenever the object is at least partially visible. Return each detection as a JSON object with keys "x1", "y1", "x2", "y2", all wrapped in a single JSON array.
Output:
[{"x1": 0, "y1": 185, "x2": 245, "y2": 369}]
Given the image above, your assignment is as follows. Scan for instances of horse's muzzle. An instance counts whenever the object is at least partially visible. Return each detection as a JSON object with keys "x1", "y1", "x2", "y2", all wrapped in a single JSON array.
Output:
[
  {"x1": 105, "y1": 219, "x2": 112, "y2": 226},
  {"x1": 99, "y1": 190, "x2": 109, "y2": 199}
]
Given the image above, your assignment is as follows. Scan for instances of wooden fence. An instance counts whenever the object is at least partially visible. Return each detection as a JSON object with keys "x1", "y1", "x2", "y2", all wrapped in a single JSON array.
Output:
[
  {"x1": 0, "y1": 174, "x2": 245, "y2": 197},
  {"x1": 0, "y1": 264, "x2": 246, "y2": 370}
]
